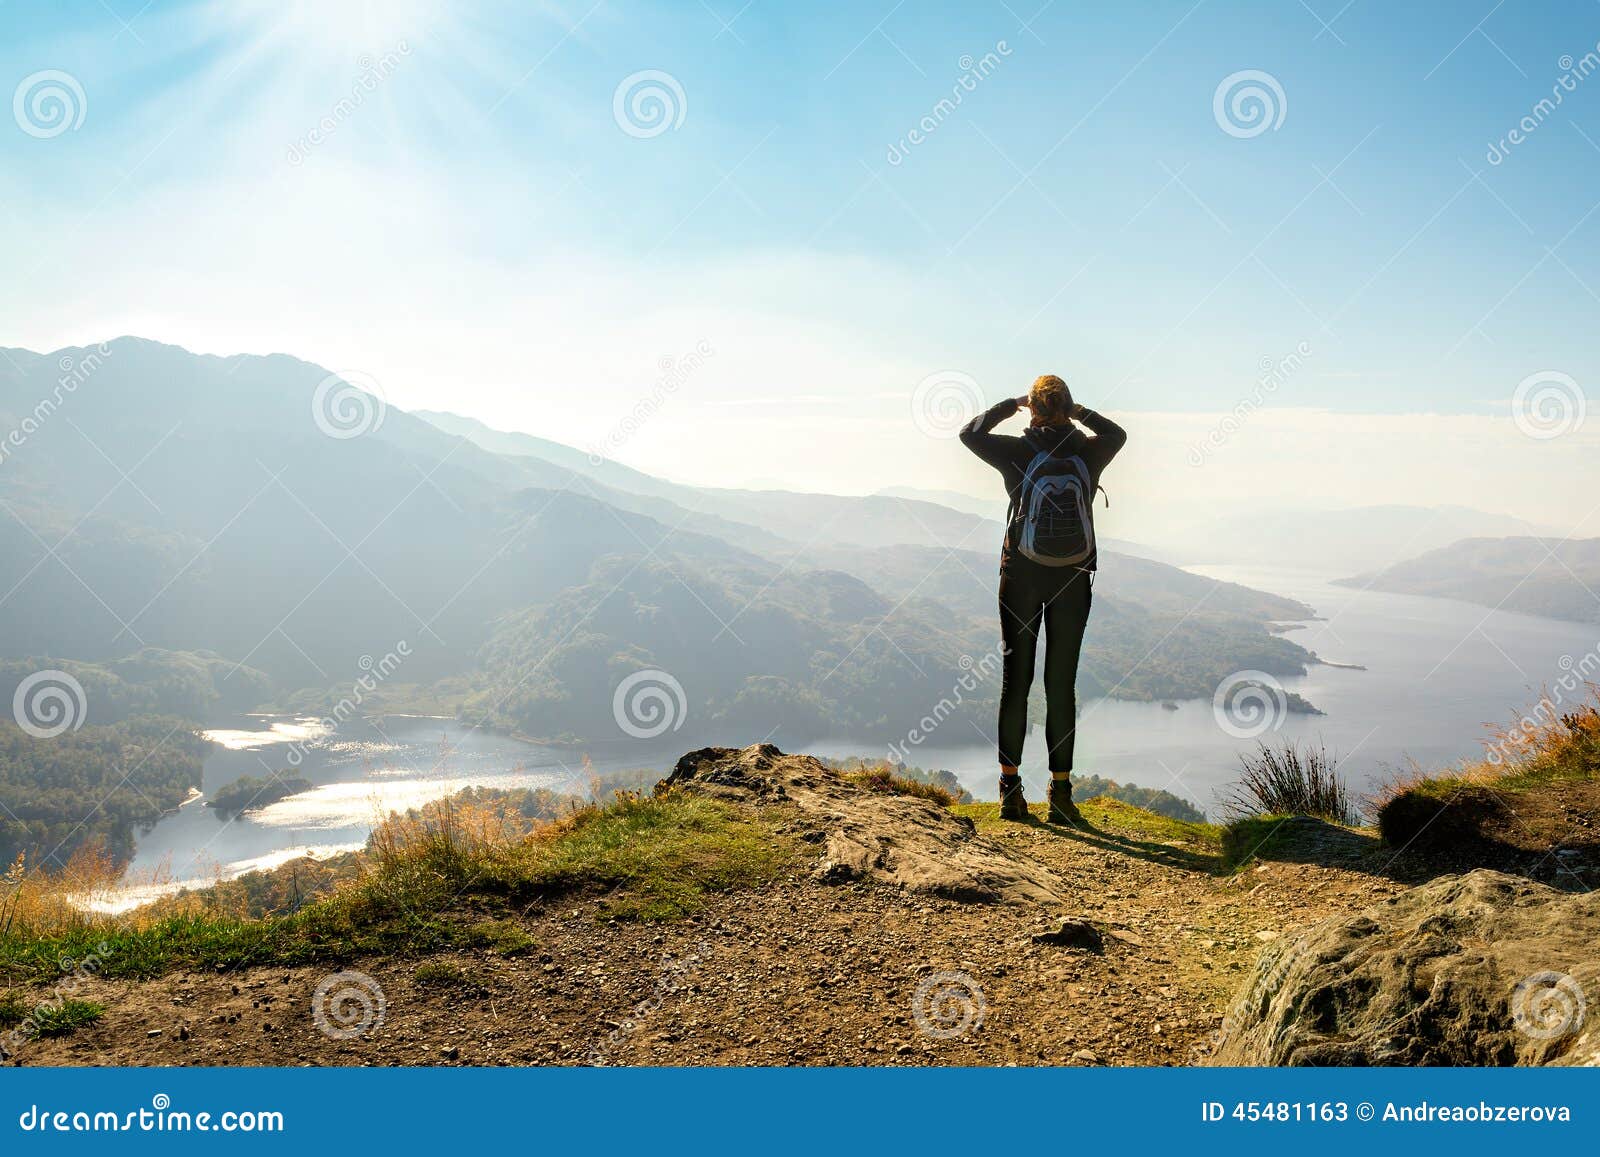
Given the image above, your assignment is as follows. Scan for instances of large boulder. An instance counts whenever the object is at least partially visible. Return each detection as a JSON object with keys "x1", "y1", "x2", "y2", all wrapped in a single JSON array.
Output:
[
  {"x1": 659, "y1": 744, "x2": 1067, "y2": 906},
  {"x1": 1213, "y1": 869, "x2": 1599, "y2": 1066}
]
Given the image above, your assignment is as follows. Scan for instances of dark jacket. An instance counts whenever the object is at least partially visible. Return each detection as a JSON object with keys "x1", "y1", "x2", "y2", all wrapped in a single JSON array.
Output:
[{"x1": 959, "y1": 400, "x2": 1127, "y2": 569}]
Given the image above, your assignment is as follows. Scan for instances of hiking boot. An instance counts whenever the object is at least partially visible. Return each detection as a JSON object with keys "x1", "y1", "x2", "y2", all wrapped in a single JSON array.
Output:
[
  {"x1": 1047, "y1": 778, "x2": 1084, "y2": 825},
  {"x1": 998, "y1": 775, "x2": 1029, "y2": 821}
]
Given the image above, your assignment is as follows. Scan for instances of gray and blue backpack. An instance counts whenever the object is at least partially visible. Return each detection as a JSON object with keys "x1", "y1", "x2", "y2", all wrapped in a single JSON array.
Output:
[{"x1": 1013, "y1": 450, "x2": 1097, "y2": 567}]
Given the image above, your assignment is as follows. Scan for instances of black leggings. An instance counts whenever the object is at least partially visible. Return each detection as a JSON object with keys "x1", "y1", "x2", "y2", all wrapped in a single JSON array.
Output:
[{"x1": 997, "y1": 562, "x2": 1092, "y2": 772}]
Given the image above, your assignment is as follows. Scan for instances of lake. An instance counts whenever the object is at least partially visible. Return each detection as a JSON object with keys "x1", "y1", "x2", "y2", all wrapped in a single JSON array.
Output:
[
  {"x1": 810, "y1": 565, "x2": 1598, "y2": 813},
  {"x1": 102, "y1": 716, "x2": 650, "y2": 911},
  {"x1": 105, "y1": 565, "x2": 1598, "y2": 905}
]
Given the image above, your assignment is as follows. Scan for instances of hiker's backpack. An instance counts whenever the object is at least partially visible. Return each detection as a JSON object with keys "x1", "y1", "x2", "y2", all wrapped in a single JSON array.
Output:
[{"x1": 1013, "y1": 450, "x2": 1097, "y2": 567}]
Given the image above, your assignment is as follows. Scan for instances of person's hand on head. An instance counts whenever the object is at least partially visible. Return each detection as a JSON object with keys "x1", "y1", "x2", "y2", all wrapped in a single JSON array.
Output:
[{"x1": 1014, "y1": 395, "x2": 1030, "y2": 413}]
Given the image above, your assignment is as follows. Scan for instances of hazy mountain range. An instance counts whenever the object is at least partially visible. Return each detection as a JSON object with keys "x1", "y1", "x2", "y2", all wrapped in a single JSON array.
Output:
[
  {"x1": 1163, "y1": 504, "x2": 1548, "y2": 573},
  {"x1": 1339, "y1": 537, "x2": 1600, "y2": 624},
  {"x1": 2, "y1": 337, "x2": 1326, "y2": 749}
]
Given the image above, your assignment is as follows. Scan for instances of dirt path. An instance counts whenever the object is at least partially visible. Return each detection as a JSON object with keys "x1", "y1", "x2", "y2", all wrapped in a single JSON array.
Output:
[{"x1": 15, "y1": 794, "x2": 1412, "y2": 1068}]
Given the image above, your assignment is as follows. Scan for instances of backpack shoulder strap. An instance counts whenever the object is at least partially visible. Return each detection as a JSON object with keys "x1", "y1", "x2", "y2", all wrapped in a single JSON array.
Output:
[{"x1": 1008, "y1": 450, "x2": 1053, "y2": 527}]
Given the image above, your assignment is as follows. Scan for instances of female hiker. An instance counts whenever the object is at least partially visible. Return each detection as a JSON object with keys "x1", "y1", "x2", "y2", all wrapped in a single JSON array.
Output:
[{"x1": 959, "y1": 374, "x2": 1126, "y2": 823}]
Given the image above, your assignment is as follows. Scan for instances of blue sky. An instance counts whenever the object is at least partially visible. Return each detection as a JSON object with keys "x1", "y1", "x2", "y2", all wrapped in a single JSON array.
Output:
[{"x1": 3, "y1": 1, "x2": 1598, "y2": 533}]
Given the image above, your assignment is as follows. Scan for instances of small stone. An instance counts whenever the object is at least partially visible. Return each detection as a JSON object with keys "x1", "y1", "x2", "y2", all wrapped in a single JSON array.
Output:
[
  {"x1": 1072, "y1": 1049, "x2": 1102, "y2": 1065},
  {"x1": 146, "y1": 1029, "x2": 162, "y2": 1038},
  {"x1": 1254, "y1": 930, "x2": 1280, "y2": 943},
  {"x1": 441, "y1": 1046, "x2": 460, "y2": 1061}
]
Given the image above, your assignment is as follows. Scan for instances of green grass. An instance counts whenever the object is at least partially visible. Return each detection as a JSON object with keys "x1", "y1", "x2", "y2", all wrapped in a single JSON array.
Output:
[
  {"x1": 1081, "y1": 798, "x2": 1225, "y2": 848},
  {"x1": 29, "y1": 998, "x2": 105, "y2": 1037},
  {"x1": 955, "y1": 796, "x2": 1225, "y2": 850},
  {"x1": 955, "y1": 794, "x2": 1377, "y2": 873},
  {"x1": 0, "y1": 792, "x2": 800, "y2": 985},
  {"x1": 463, "y1": 919, "x2": 535, "y2": 955},
  {"x1": 469, "y1": 792, "x2": 800, "y2": 920},
  {"x1": 413, "y1": 961, "x2": 475, "y2": 988},
  {"x1": 0, "y1": 992, "x2": 104, "y2": 1038},
  {"x1": 1393, "y1": 758, "x2": 1597, "y2": 801}
]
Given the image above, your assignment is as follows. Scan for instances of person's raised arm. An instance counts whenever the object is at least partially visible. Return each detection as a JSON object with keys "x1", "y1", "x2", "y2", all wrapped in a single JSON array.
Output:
[
  {"x1": 1071, "y1": 403, "x2": 1127, "y2": 464},
  {"x1": 959, "y1": 396, "x2": 1025, "y2": 472}
]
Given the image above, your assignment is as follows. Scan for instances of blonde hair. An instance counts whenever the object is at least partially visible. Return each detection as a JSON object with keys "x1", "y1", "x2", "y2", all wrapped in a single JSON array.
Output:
[{"x1": 1028, "y1": 374, "x2": 1074, "y2": 427}]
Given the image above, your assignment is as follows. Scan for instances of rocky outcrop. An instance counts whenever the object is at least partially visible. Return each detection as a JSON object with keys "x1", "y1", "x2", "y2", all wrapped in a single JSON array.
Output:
[
  {"x1": 659, "y1": 744, "x2": 1067, "y2": 906},
  {"x1": 1212, "y1": 869, "x2": 1599, "y2": 1066}
]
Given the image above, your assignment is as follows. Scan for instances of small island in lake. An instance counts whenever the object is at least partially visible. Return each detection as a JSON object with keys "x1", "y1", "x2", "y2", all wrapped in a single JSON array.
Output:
[{"x1": 205, "y1": 773, "x2": 312, "y2": 816}]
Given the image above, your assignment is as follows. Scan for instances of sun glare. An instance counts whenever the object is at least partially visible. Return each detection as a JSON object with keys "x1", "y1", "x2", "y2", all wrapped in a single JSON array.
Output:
[{"x1": 232, "y1": 0, "x2": 442, "y2": 62}]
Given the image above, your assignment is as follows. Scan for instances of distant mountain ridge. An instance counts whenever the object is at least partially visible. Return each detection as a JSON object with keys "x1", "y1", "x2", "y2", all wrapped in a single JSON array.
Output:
[
  {"x1": 1, "y1": 337, "x2": 1320, "y2": 748},
  {"x1": 1337, "y1": 536, "x2": 1600, "y2": 624},
  {"x1": 418, "y1": 408, "x2": 1006, "y2": 554},
  {"x1": 1167, "y1": 504, "x2": 1548, "y2": 573}
]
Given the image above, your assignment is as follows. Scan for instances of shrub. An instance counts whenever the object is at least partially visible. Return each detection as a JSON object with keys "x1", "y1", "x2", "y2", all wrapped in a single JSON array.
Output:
[{"x1": 1220, "y1": 743, "x2": 1354, "y2": 825}]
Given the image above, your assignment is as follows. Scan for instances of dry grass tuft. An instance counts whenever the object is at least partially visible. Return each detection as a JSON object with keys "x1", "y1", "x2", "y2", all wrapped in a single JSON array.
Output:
[
  {"x1": 1219, "y1": 742, "x2": 1355, "y2": 825},
  {"x1": 841, "y1": 763, "x2": 959, "y2": 807}
]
